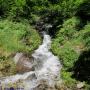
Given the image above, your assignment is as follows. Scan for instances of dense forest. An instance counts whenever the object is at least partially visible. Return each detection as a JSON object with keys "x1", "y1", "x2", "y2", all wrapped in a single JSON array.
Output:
[{"x1": 0, "y1": 0, "x2": 90, "y2": 90}]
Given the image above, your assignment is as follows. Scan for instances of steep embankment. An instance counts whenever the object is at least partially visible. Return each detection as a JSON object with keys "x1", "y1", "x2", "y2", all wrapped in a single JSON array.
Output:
[
  {"x1": 0, "y1": 20, "x2": 41, "y2": 77},
  {"x1": 51, "y1": 17, "x2": 90, "y2": 89}
]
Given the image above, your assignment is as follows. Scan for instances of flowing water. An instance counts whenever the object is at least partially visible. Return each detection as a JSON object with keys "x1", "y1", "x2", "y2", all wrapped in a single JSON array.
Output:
[{"x1": 0, "y1": 32, "x2": 62, "y2": 90}]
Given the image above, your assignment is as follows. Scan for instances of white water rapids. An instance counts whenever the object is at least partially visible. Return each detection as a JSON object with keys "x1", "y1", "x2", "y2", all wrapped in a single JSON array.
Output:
[{"x1": 0, "y1": 32, "x2": 62, "y2": 90}]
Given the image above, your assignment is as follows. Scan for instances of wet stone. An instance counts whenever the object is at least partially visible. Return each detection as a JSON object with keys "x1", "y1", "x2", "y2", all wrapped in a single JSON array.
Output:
[{"x1": 14, "y1": 53, "x2": 34, "y2": 74}]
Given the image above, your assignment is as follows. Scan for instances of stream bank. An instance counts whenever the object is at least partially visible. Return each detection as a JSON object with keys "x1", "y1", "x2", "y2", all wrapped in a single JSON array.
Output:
[{"x1": 0, "y1": 32, "x2": 62, "y2": 90}]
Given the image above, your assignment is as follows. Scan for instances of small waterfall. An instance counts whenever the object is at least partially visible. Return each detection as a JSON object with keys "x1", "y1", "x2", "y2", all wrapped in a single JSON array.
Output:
[{"x1": 0, "y1": 32, "x2": 62, "y2": 90}]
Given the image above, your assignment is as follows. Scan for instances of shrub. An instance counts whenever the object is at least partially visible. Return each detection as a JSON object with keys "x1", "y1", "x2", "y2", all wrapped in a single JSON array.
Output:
[
  {"x1": 82, "y1": 23, "x2": 90, "y2": 47},
  {"x1": 0, "y1": 20, "x2": 41, "y2": 56},
  {"x1": 56, "y1": 17, "x2": 80, "y2": 41},
  {"x1": 59, "y1": 0, "x2": 85, "y2": 18}
]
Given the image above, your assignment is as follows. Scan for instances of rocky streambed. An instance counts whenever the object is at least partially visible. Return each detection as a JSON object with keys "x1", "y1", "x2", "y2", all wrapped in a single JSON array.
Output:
[{"x1": 0, "y1": 32, "x2": 62, "y2": 90}]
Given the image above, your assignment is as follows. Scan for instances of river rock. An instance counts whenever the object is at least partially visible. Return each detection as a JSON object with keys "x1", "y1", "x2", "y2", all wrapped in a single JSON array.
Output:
[
  {"x1": 55, "y1": 80, "x2": 68, "y2": 90},
  {"x1": 33, "y1": 80, "x2": 56, "y2": 90},
  {"x1": 14, "y1": 53, "x2": 34, "y2": 73},
  {"x1": 77, "y1": 82, "x2": 85, "y2": 89}
]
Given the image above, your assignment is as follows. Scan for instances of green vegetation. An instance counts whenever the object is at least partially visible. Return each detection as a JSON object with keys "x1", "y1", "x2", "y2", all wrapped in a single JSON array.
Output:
[
  {"x1": 0, "y1": 20, "x2": 41, "y2": 76},
  {"x1": 0, "y1": 0, "x2": 90, "y2": 89},
  {"x1": 51, "y1": 17, "x2": 90, "y2": 89},
  {"x1": 0, "y1": 20, "x2": 41, "y2": 56}
]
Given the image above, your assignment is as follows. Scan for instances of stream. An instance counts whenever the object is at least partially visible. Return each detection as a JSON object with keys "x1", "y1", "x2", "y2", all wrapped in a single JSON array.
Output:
[{"x1": 0, "y1": 32, "x2": 62, "y2": 90}]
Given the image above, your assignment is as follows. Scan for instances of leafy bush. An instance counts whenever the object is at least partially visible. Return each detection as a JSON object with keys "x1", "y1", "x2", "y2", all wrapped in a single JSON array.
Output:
[
  {"x1": 0, "y1": 0, "x2": 14, "y2": 16},
  {"x1": 82, "y1": 23, "x2": 90, "y2": 47},
  {"x1": 0, "y1": 20, "x2": 41, "y2": 56},
  {"x1": 61, "y1": 69, "x2": 77, "y2": 89},
  {"x1": 56, "y1": 17, "x2": 80, "y2": 42},
  {"x1": 8, "y1": 0, "x2": 26, "y2": 19},
  {"x1": 59, "y1": 0, "x2": 85, "y2": 18},
  {"x1": 51, "y1": 17, "x2": 90, "y2": 89}
]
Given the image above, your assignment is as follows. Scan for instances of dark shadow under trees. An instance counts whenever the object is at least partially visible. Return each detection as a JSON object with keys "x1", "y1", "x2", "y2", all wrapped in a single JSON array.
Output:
[
  {"x1": 75, "y1": 0, "x2": 90, "y2": 30},
  {"x1": 72, "y1": 50, "x2": 90, "y2": 83}
]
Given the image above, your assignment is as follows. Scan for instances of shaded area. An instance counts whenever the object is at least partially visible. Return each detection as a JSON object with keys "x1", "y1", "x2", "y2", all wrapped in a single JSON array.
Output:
[
  {"x1": 35, "y1": 14, "x2": 63, "y2": 37},
  {"x1": 77, "y1": 0, "x2": 90, "y2": 21},
  {"x1": 72, "y1": 50, "x2": 90, "y2": 83},
  {"x1": 76, "y1": 1, "x2": 90, "y2": 30}
]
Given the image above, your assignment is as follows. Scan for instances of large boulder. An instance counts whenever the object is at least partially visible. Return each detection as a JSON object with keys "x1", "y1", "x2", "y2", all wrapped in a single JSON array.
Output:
[{"x1": 14, "y1": 53, "x2": 34, "y2": 73}]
